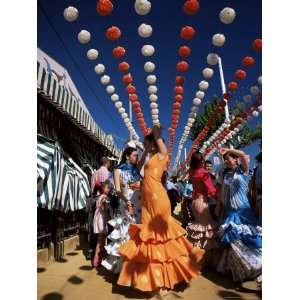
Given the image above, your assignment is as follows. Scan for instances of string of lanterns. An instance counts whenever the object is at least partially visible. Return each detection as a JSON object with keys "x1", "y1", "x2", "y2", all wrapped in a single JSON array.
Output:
[
  {"x1": 108, "y1": 26, "x2": 150, "y2": 136},
  {"x1": 64, "y1": 6, "x2": 141, "y2": 143},
  {"x1": 168, "y1": 2, "x2": 202, "y2": 158}
]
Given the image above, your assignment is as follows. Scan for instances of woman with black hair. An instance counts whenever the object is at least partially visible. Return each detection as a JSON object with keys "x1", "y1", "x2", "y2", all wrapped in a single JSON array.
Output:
[
  {"x1": 216, "y1": 148, "x2": 262, "y2": 283},
  {"x1": 101, "y1": 146, "x2": 143, "y2": 273},
  {"x1": 117, "y1": 126, "x2": 204, "y2": 293}
]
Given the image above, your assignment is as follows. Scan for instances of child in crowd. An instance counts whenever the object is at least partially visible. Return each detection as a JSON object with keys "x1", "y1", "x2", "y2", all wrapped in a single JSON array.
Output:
[{"x1": 93, "y1": 180, "x2": 112, "y2": 268}]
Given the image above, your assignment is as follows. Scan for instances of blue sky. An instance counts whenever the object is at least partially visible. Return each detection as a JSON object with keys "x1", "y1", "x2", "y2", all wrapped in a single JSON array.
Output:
[{"x1": 38, "y1": 0, "x2": 262, "y2": 169}]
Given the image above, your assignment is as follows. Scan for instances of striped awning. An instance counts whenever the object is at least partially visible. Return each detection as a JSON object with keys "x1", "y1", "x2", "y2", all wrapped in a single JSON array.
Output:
[
  {"x1": 37, "y1": 134, "x2": 90, "y2": 212},
  {"x1": 37, "y1": 61, "x2": 122, "y2": 158}
]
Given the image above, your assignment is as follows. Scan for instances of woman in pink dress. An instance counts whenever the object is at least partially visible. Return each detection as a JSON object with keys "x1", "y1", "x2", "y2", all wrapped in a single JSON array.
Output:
[
  {"x1": 93, "y1": 181, "x2": 111, "y2": 267},
  {"x1": 186, "y1": 152, "x2": 220, "y2": 266}
]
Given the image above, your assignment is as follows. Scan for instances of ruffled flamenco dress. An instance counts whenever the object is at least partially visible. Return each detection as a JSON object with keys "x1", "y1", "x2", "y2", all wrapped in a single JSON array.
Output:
[
  {"x1": 117, "y1": 154, "x2": 205, "y2": 292},
  {"x1": 217, "y1": 167, "x2": 262, "y2": 282},
  {"x1": 186, "y1": 168, "x2": 219, "y2": 251},
  {"x1": 101, "y1": 163, "x2": 142, "y2": 274}
]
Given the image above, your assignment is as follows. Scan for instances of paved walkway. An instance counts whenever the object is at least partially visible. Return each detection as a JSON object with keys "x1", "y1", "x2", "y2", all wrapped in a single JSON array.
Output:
[{"x1": 38, "y1": 249, "x2": 261, "y2": 300}]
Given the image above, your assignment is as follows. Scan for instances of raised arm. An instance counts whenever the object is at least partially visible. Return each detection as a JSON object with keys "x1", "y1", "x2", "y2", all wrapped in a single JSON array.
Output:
[
  {"x1": 221, "y1": 148, "x2": 249, "y2": 175},
  {"x1": 152, "y1": 125, "x2": 168, "y2": 160},
  {"x1": 137, "y1": 148, "x2": 149, "y2": 171}
]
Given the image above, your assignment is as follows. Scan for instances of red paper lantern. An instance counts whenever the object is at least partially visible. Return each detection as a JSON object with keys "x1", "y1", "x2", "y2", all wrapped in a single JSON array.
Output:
[
  {"x1": 235, "y1": 69, "x2": 247, "y2": 80},
  {"x1": 118, "y1": 62, "x2": 130, "y2": 73},
  {"x1": 112, "y1": 46, "x2": 126, "y2": 58},
  {"x1": 126, "y1": 84, "x2": 136, "y2": 94},
  {"x1": 242, "y1": 56, "x2": 255, "y2": 67},
  {"x1": 132, "y1": 101, "x2": 140, "y2": 109},
  {"x1": 122, "y1": 73, "x2": 132, "y2": 85},
  {"x1": 96, "y1": 0, "x2": 113, "y2": 16},
  {"x1": 175, "y1": 94, "x2": 184, "y2": 103},
  {"x1": 137, "y1": 112, "x2": 143, "y2": 119},
  {"x1": 175, "y1": 76, "x2": 185, "y2": 85},
  {"x1": 228, "y1": 81, "x2": 238, "y2": 90},
  {"x1": 130, "y1": 94, "x2": 138, "y2": 102},
  {"x1": 173, "y1": 102, "x2": 181, "y2": 110},
  {"x1": 134, "y1": 106, "x2": 142, "y2": 113},
  {"x1": 183, "y1": 0, "x2": 200, "y2": 15},
  {"x1": 178, "y1": 45, "x2": 191, "y2": 58},
  {"x1": 106, "y1": 26, "x2": 121, "y2": 42},
  {"x1": 174, "y1": 86, "x2": 184, "y2": 94},
  {"x1": 180, "y1": 26, "x2": 196, "y2": 40},
  {"x1": 252, "y1": 39, "x2": 262, "y2": 52},
  {"x1": 176, "y1": 61, "x2": 189, "y2": 73},
  {"x1": 173, "y1": 109, "x2": 180, "y2": 115}
]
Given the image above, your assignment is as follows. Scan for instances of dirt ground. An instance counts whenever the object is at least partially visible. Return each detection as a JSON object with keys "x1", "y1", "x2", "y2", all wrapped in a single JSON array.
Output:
[{"x1": 37, "y1": 247, "x2": 261, "y2": 300}]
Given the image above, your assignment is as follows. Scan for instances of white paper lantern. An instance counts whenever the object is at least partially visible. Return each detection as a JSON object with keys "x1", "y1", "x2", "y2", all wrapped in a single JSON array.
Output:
[
  {"x1": 250, "y1": 85, "x2": 260, "y2": 96},
  {"x1": 138, "y1": 23, "x2": 153, "y2": 38},
  {"x1": 243, "y1": 95, "x2": 251, "y2": 102},
  {"x1": 100, "y1": 75, "x2": 110, "y2": 85},
  {"x1": 207, "y1": 53, "x2": 219, "y2": 65},
  {"x1": 124, "y1": 118, "x2": 130, "y2": 124},
  {"x1": 146, "y1": 75, "x2": 157, "y2": 84},
  {"x1": 258, "y1": 76, "x2": 262, "y2": 85},
  {"x1": 219, "y1": 7, "x2": 236, "y2": 24},
  {"x1": 144, "y1": 61, "x2": 156, "y2": 73},
  {"x1": 187, "y1": 122, "x2": 193, "y2": 127},
  {"x1": 87, "y1": 49, "x2": 98, "y2": 60},
  {"x1": 202, "y1": 68, "x2": 214, "y2": 79},
  {"x1": 94, "y1": 64, "x2": 105, "y2": 75},
  {"x1": 189, "y1": 112, "x2": 197, "y2": 118},
  {"x1": 188, "y1": 118, "x2": 195, "y2": 123},
  {"x1": 212, "y1": 33, "x2": 226, "y2": 47},
  {"x1": 234, "y1": 128, "x2": 240, "y2": 133},
  {"x1": 149, "y1": 94, "x2": 158, "y2": 102},
  {"x1": 148, "y1": 85, "x2": 158, "y2": 94},
  {"x1": 135, "y1": 0, "x2": 151, "y2": 16},
  {"x1": 152, "y1": 114, "x2": 159, "y2": 120},
  {"x1": 199, "y1": 80, "x2": 209, "y2": 91},
  {"x1": 252, "y1": 111, "x2": 259, "y2": 117},
  {"x1": 121, "y1": 113, "x2": 128, "y2": 119},
  {"x1": 191, "y1": 106, "x2": 199, "y2": 113},
  {"x1": 111, "y1": 94, "x2": 119, "y2": 102},
  {"x1": 202, "y1": 145, "x2": 207, "y2": 150},
  {"x1": 63, "y1": 6, "x2": 79, "y2": 22},
  {"x1": 193, "y1": 98, "x2": 201, "y2": 106},
  {"x1": 150, "y1": 102, "x2": 158, "y2": 109},
  {"x1": 225, "y1": 119, "x2": 231, "y2": 124},
  {"x1": 195, "y1": 91, "x2": 205, "y2": 99},
  {"x1": 118, "y1": 107, "x2": 125, "y2": 114},
  {"x1": 78, "y1": 30, "x2": 91, "y2": 44},
  {"x1": 141, "y1": 45, "x2": 155, "y2": 57},
  {"x1": 152, "y1": 108, "x2": 159, "y2": 115},
  {"x1": 106, "y1": 85, "x2": 115, "y2": 94},
  {"x1": 153, "y1": 119, "x2": 160, "y2": 125},
  {"x1": 258, "y1": 105, "x2": 262, "y2": 112},
  {"x1": 115, "y1": 101, "x2": 123, "y2": 109}
]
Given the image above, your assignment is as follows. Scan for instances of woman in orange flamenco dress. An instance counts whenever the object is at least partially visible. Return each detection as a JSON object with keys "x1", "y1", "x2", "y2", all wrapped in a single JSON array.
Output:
[{"x1": 117, "y1": 126, "x2": 205, "y2": 292}]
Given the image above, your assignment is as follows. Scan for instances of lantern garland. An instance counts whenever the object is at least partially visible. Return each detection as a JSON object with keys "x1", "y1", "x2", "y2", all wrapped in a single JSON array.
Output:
[
  {"x1": 63, "y1": 7, "x2": 141, "y2": 142},
  {"x1": 109, "y1": 33, "x2": 149, "y2": 135}
]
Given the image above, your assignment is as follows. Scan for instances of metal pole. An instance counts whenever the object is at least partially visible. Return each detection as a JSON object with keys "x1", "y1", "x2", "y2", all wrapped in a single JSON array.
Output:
[
  {"x1": 184, "y1": 147, "x2": 187, "y2": 161},
  {"x1": 218, "y1": 56, "x2": 230, "y2": 122},
  {"x1": 218, "y1": 56, "x2": 233, "y2": 149}
]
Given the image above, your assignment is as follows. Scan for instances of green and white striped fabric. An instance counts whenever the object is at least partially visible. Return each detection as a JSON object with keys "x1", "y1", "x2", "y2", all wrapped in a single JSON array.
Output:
[
  {"x1": 37, "y1": 61, "x2": 122, "y2": 159},
  {"x1": 37, "y1": 134, "x2": 90, "y2": 212}
]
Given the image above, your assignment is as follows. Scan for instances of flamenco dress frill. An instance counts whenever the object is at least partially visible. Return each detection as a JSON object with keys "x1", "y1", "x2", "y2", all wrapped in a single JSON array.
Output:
[
  {"x1": 186, "y1": 168, "x2": 219, "y2": 250},
  {"x1": 117, "y1": 154, "x2": 204, "y2": 292},
  {"x1": 101, "y1": 163, "x2": 142, "y2": 274},
  {"x1": 217, "y1": 167, "x2": 262, "y2": 282}
]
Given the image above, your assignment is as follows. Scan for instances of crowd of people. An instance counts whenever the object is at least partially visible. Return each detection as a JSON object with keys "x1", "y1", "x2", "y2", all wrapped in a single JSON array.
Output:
[{"x1": 85, "y1": 125, "x2": 262, "y2": 296}]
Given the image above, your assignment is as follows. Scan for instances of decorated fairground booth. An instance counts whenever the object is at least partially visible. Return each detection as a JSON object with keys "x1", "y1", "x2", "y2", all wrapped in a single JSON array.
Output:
[{"x1": 37, "y1": 48, "x2": 122, "y2": 263}]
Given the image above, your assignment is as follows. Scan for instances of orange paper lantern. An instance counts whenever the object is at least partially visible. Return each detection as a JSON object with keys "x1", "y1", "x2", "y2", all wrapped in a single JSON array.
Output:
[
  {"x1": 106, "y1": 26, "x2": 121, "y2": 41},
  {"x1": 96, "y1": 0, "x2": 113, "y2": 16},
  {"x1": 118, "y1": 62, "x2": 130, "y2": 73},
  {"x1": 112, "y1": 46, "x2": 126, "y2": 58},
  {"x1": 176, "y1": 61, "x2": 189, "y2": 73},
  {"x1": 178, "y1": 45, "x2": 191, "y2": 58},
  {"x1": 180, "y1": 26, "x2": 195, "y2": 40},
  {"x1": 183, "y1": 0, "x2": 200, "y2": 15}
]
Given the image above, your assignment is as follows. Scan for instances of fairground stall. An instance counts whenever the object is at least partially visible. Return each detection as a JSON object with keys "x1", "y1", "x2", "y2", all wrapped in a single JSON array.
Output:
[{"x1": 37, "y1": 48, "x2": 122, "y2": 265}]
